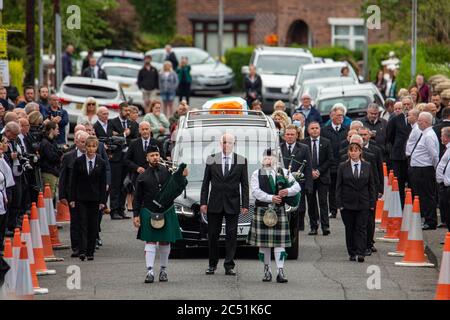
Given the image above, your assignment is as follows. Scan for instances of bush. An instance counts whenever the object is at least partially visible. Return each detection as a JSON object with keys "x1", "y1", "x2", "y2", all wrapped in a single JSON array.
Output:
[
  {"x1": 9, "y1": 60, "x2": 24, "y2": 95},
  {"x1": 224, "y1": 46, "x2": 254, "y2": 90},
  {"x1": 137, "y1": 34, "x2": 193, "y2": 52}
]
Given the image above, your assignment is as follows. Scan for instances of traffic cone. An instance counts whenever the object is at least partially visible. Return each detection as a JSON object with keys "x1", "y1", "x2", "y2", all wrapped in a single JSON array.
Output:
[
  {"x1": 44, "y1": 184, "x2": 69, "y2": 250},
  {"x1": 377, "y1": 178, "x2": 402, "y2": 242},
  {"x1": 29, "y1": 202, "x2": 56, "y2": 275},
  {"x1": 21, "y1": 215, "x2": 48, "y2": 295},
  {"x1": 435, "y1": 232, "x2": 450, "y2": 300},
  {"x1": 395, "y1": 197, "x2": 434, "y2": 267},
  {"x1": 15, "y1": 241, "x2": 34, "y2": 300},
  {"x1": 378, "y1": 171, "x2": 394, "y2": 231},
  {"x1": 376, "y1": 163, "x2": 388, "y2": 224},
  {"x1": 3, "y1": 238, "x2": 16, "y2": 298},
  {"x1": 12, "y1": 228, "x2": 22, "y2": 276},
  {"x1": 388, "y1": 191, "x2": 413, "y2": 257},
  {"x1": 38, "y1": 193, "x2": 63, "y2": 262},
  {"x1": 56, "y1": 201, "x2": 71, "y2": 224}
]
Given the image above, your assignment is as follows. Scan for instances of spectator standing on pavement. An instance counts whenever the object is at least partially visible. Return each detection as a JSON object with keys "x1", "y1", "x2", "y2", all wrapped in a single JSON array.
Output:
[
  {"x1": 434, "y1": 107, "x2": 450, "y2": 159},
  {"x1": 0, "y1": 86, "x2": 14, "y2": 111},
  {"x1": 251, "y1": 100, "x2": 262, "y2": 112},
  {"x1": 244, "y1": 65, "x2": 262, "y2": 108},
  {"x1": 294, "y1": 93, "x2": 322, "y2": 132},
  {"x1": 82, "y1": 50, "x2": 94, "y2": 73},
  {"x1": 45, "y1": 94, "x2": 69, "y2": 145},
  {"x1": 176, "y1": 57, "x2": 192, "y2": 105},
  {"x1": 16, "y1": 86, "x2": 36, "y2": 109},
  {"x1": 0, "y1": 136, "x2": 15, "y2": 253},
  {"x1": 37, "y1": 86, "x2": 50, "y2": 117},
  {"x1": 62, "y1": 44, "x2": 75, "y2": 80},
  {"x1": 169, "y1": 100, "x2": 189, "y2": 128},
  {"x1": 359, "y1": 103, "x2": 388, "y2": 160},
  {"x1": 291, "y1": 112, "x2": 306, "y2": 140},
  {"x1": 414, "y1": 74, "x2": 430, "y2": 103},
  {"x1": 432, "y1": 93, "x2": 446, "y2": 120},
  {"x1": 138, "y1": 55, "x2": 159, "y2": 113},
  {"x1": 408, "y1": 112, "x2": 439, "y2": 230},
  {"x1": 143, "y1": 101, "x2": 170, "y2": 141},
  {"x1": 94, "y1": 106, "x2": 112, "y2": 138},
  {"x1": 77, "y1": 97, "x2": 99, "y2": 126},
  {"x1": 159, "y1": 61, "x2": 179, "y2": 118},
  {"x1": 436, "y1": 127, "x2": 450, "y2": 232},
  {"x1": 164, "y1": 44, "x2": 179, "y2": 70},
  {"x1": 381, "y1": 98, "x2": 395, "y2": 121},
  {"x1": 409, "y1": 87, "x2": 420, "y2": 106},
  {"x1": 82, "y1": 57, "x2": 107, "y2": 80},
  {"x1": 129, "y1": 106, "x2": 140, "y2": 123},
  {"x1": 373, "y1": 70, "x2": 387, "y2": 100},
  {"x1": 424, "y1": 102, "x2": 439, "y2": 125}
]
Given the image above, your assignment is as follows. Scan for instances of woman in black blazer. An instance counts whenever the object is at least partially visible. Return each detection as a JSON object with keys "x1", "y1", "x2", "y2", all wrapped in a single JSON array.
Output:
[
  {"x1": 70, "y1": 136, "x2": 107, "y2": 261},
  {"x1": 244, "y1": 65, "x2": 262, "y2": 107},
  {"x1": 336, "y1": 143, "x2": 376, "y2": 262}
]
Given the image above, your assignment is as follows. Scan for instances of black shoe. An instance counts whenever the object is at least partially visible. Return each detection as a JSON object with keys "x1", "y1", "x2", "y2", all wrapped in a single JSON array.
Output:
[
  {"x1": 95, "y1": 244, "x2": 100, "y2": 250},
  {"x1": 262, "y1": 265, "x2": 272, "y2": 282},
  {"x1": 422, "y1": 224, "x2": 436, "y2": 230},
  {"x1": 322, "y1": 229, "x2": 330, "y2": 236},
  {"x1": 299, "y1": 225, "x2": 305, "y2": 231},
  {"x1": 159, "y1": 269, "x2": 168, "y2": 282},
  {"x1": 97, "y1": 239, "x2": 103, "y2": 247},
  {"x1": 225, "y1": 268, "x2": 236, "y2": 276},
  {"x1": 87, "y1": 256, "x2": 94, "y2": 261},
  {"x1": 364, "y1": 249, "x2": 372, "y2": 256},
  {"x1": 329, "y1": 212, "x2": 337, "y2": 219},
  {"x1": 110, "y1": 213, "x2": 122, "y2": 220},
  {"x1": 79, "y1": 254, "x2": 86, "y2": 261},
  {"x1": 308, "y1": 229, "x2": 318, "y2": 236},
  {"x1": 120, "y1": 212, "x2": 131, "y2": 220},
  {"x1": 276, "y1": 268, "x2": 288, "y2": 283},
  {"x1": 370, "y1": 247, "x2": 378, "y2": 253},
  {"x1": 437, "y1": 223, "x2": 447, "y2": 229},
  {"x1": 357, "y1": 256, "x2": 365, "y2": 263},
  {"x1": 145, "y1": 271, "x2": 154, "y2": 283},
  {"x1": 4, "y1": 230, "x2": 13, "y2": 237},
  {"x1": 205, "y1": 266, "x2": 216, "y2": 275},
  {"x1": 349, "y1": 255, "x2": 356, "y2": 261},
  {"x1": 440, "y1": 241, "x2": 445, "y2": 245},
  {"x1": 71, "y1": 251, "x2": 80, "y2": 258}
]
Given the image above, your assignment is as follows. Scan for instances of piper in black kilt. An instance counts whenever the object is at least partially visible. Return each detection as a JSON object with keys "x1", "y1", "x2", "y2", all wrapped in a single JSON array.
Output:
[
  {"x1": 133, "y1": 145, "x2": 188, "y2": 283},
  {"x1": 248, "y1": 149, "x2": 300, "y2": 283}
]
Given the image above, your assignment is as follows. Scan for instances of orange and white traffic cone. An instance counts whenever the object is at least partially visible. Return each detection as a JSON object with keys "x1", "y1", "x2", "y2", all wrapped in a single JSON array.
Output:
[
  {"x1": 395, "y1": 197, "x2": 434, "y2": 267},
  {"x1": 377, "y1": 178, "x2": 402, "y2": 242},
  {"x1": 388, "y1": 191, "x2": 413, "y2": 257},
  {"x1": 12, "y1": 228, "x2": 22, "y2": 274},
  {"x1": 379, "y1": 170, "x2": 394, "y2": 232},
  {"x1": 38, "y1": 193, "x2": 64, "y2": 262},
  {"x1": 29, "y1": 202, "x2": 56, "y2": 275},
  {"x1": 21, "y1": 215, "x2": 48, "y2": 295},
  {"x1": 376, "y1": 163, "x2": 388, "y2": 223},
  {"x1": 44, "y1": 184, "x2": 69, "y2": 250},
  {"x1": 15, "y1": 241, "x2": 34, "y2": 300},
  {"x1": 56, "y1": 201, "x2": 71, "y2": 224},
  {"x1": 435, "y1": 232, "x2": 450, "y2": 300},
  {"x1": 3, "y1": 238, "x2": 16, "y2": 298}
]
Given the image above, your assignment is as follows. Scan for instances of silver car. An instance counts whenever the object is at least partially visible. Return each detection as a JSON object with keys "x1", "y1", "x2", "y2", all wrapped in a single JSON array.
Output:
[{"x1": 146, "y1": 47, "x2": 234, "y2": 94}]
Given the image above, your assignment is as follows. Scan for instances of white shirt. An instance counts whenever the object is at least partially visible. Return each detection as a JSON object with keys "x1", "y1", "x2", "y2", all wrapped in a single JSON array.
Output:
[
  {"x1": 286, "y1": 143, "x2": 295, "y2": 154},
  {"x1": 436, "y1": 142, "x2": 450, "y2": 186},
  {"x1": 86, "y1": 155, "x2": 96, "y2": 174},
  {"x1": 310, "y1": 137, "x2": 320, "y2": 165},
  {"x1": 99, "y1": 120, "x2": 108, "y2": 133},
  {"x1": 76, "y1": 149, "x2": 84, "y2": 158},
  {"x1": 251, "y1": 168, "x2": 301, "y2": 203},
  {"x1": 350, "y1": 160, "x2": 361, "y2": 177},
  {"x1": 405, "y1": 123, "x2": 421, "y2": 156},
  {"x1": 409, "y1": 127, "x2": 439, "y2": 168},
  {"x1": 221, "y1": 152, "x2": 233, "y2": 175},
  {"x1": 0, "y1": 157, "x2": 14, "y2": 215},
  {"x1": 332, "y1": 123, "x2": 341, "y2": 132},
  {"x1": 17, "y1": 134, "x2": 28, "y2": 154}
]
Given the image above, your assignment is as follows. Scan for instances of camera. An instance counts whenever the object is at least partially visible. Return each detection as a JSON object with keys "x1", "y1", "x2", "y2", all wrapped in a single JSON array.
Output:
[
  {"x1": 99, "y1": 136, "x2": 127, "y2": 154},
  {"x1": 18, "y1": 153, "x2": 38, "y2": 171}
]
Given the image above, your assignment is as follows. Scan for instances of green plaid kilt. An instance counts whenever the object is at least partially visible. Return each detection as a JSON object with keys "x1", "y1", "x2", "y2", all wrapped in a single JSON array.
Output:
[{"x1": 247, "y1": 206, "x2": 291, "y2": 248}]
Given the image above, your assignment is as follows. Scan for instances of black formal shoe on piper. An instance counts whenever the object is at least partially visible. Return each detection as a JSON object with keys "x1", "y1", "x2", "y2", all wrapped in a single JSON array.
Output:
[
  {"x1": 87, "y1": 256, "x2": 94, "y2": 261},
  {"x1": 323, "y1": 229, "x2": 331, "y2": 236},
  {"x1": 308, "y1": 229, "x2": 318, "y2": 236},
  {"x1": 349, "y1": 256, "x2": 356, "y2": 261},
  {"x1": 71, "y1": 251, "x2": 80, "y2": 258},
  {"x1": 364, "y1": 249, "x2": 372, "y2": 256},
  {"x1": 276, "y1": 268, "x2": 288, "y2": 283},
  {"x1": 145, "y1": 271, "x2": 154, "y2": 283},
  {"x1": 225, "y1": 268, "x2": 236, "y2": 276},
  {"x1": 357, "y1": 256, "x2": 365, "y2": 263},
  {"x1": 262, "y1": 265, "x2": 272, "y2": 282},
  {"x1": 79, "y1": 254, "x2": 86, "y2": 261},
  {"x1": 205, "y1": 267, "x2": 216, "y2": 275}
]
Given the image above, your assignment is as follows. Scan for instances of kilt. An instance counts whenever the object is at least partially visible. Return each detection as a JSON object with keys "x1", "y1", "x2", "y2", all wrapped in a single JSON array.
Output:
[
  {"x1": 137, "y1": 206, "x2": 183, "y2": 243},
  {"x1": 247, "y1": 206, "x2": 291, "y2": 248}
]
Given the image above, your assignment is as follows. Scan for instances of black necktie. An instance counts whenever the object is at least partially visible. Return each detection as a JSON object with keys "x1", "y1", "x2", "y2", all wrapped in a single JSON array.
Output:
[
  {"x1": 224, "y1": 157, "x2": 229, "y2": 176},
  {"x1": 122, "y1": 120, "x2": 127, "y2": 129},
  {"x1": 89, "y1": 160, "x2": 93, "y2": 175},
  {"x1": 353, "y1": 164, "x2": 359, "y2": 179},
  {"x1": 144, "y1": 140, "x2": 148, "y2": 153},
  {"x1": 312, "y1": 139, "x2": 318, "y2": 169},
  {"x1": 288, "y1": 145, "x2": 292, "y2": 155},
  {"x1": 443, "y1": 158, "x2": 450, "y2": 175},
  {"x1": 336, "y1": 126, "x2": 340, "y2": 132}
]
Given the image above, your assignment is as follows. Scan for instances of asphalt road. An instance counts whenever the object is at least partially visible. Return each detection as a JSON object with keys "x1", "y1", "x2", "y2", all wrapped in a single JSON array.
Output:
[{"x1": 36, "y1": 211, "x2": 439, "y2": 300}]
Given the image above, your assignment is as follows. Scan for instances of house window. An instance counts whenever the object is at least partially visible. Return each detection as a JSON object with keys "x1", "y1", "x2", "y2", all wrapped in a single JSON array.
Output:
[
  {"x1": 328, "y1": 18, "x2": 366, "y2": 51},
  {"x1": 192, "y1": 21, "x2": 249, "y2": 57}
]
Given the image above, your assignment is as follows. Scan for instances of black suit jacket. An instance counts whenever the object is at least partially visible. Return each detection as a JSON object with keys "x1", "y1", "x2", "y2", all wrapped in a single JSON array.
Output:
[
  {"x1": 366, "y1": 143, "x2": 384, "y2": 194},
  {"x1": 433, "y1": 120, "x2": 450, "y2": 158},
  {"x1": 200, "y1": 153, "x2": 249, "y2": 214},
  {"x1": 280, "y1": 142, "x2": 313, "y2": 193},
  {"x1": 165, "y1": 52, "x2": 179, "y2": 70},
  {"x1": 81, "y1": 66, "x2": 107, "y2": 80},
  {"x1": 336, "y1": 160, "x2": 376, "y2": 211},
  {"x1": 125, "y1": 138, "x2": 158, "y2": 173},
  {"x1": 109, "y1": 117, "x2": 139, "y2": 162},
  {"x1": 70, "y1": 155, "x2": 107, "y2": 204},
  {"x1": 321, "y1": 124, "x2": 348, "y2": 173},
  {"x1": 300, "y1": 137, "x2": 333, "y2": 184},
  {"x1": 94, "y1": 120, "x2": 113, "y2": 138},
  {"x1": 386, "y1": 113, "x2": 412, "y2": 161},
  {"x1": 58, "y1": 149, "x2": 77, "y2": 201}
]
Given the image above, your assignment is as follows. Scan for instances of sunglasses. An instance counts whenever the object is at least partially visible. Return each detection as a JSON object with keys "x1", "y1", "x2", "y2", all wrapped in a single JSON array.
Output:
[{"x1": 87, "y1": 103, "x2": 96, "y2": 106}]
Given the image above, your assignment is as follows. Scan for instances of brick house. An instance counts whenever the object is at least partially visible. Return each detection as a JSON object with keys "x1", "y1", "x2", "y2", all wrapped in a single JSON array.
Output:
[{"x1": 176, "y1": 0, "x2": 391, "y2": 57}]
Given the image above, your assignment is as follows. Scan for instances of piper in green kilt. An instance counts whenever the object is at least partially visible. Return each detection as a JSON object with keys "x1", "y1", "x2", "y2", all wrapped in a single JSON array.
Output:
[
  {"x1": 133, "y1": 145, "x2": 188, "y2": 283},
  {"x1": 248, "y1": 149, "x2": 300, "y2": 283}
]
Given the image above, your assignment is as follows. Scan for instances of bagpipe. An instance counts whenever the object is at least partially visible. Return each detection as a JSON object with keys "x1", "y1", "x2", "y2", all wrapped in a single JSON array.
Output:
[
  {"x1": 285, "y1": 156, "x2": 307, "y2": 184},
  {"x1": 274, "y1": 165, "x2": 301, "y2": 208}
]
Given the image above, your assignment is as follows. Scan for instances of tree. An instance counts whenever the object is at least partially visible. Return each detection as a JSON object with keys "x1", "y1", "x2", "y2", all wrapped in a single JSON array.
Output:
[
  {"x1": 131, "y1": 0, "x2": 176, "y2": 36},
  {"x1": 104, "y1": 0, "x2": 140, "y2": 50}
]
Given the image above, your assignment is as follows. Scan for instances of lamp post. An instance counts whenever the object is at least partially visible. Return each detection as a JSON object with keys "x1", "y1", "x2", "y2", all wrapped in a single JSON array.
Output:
[
  {"x1": 54, "y1": 0, "x2": 62, "y2": 89},
  {"x1": 38, "y1": 0, "x2": 44, "y2": 86},
  {"x1": 411, "y1": 0, "x2": 417, "y2": 82},
  {"x1": 218, "y1": 0, "x2": 223, "y2": 60}
]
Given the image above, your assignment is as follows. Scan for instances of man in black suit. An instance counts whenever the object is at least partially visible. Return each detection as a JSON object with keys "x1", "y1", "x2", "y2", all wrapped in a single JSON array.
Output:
[
  {"x1": 94, "y1": 107, "x2": 113, "y2": 138},
  {"x1": 301, "y1": 122, "x2": 333, "y2": 235},
  {"x1": 386, "y1": 96, "x2": 413, "y2": 207},
  {"x1": 164, "y1": 45, "x2": 179, "y2": 70},
  {"x1": 108, "y1": 102, "x2": 138, "y2": 219},
  {"x1": 200, "y1": 134, "x2": 249, "y2": 276},
  {"x1": 359, "y1": 103, "x2": 388, "y2": 159},
  {"x1": 358, "y1": 127, "x2": 384, "y2": 196},
  {"x1": 321, "y1": 104, "x2": 348, "y2": 218},
  {"x1": 81, "y1": 57, "x2": 107, "y2": 80},
  {"x1": 281, "y1": 125, "x2": 313, "y2": 232},
  {"x1": 433, "y1": 107, "x2": 450, "y2": 159}
]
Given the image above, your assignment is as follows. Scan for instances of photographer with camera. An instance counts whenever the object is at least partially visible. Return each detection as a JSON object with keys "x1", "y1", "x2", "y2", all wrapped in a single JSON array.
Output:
[
  {"x1": 18, "y1": 118, "x2": 37, "y2": 209},
  {"x1": 40, "y1": 121, "x2": 63, "y2": 203},
  {"x1": 0, "y1": 136, "x2": 15, "y2": 253},
  {"x1": 45, "y1": 94, "x2": 69, "y2": 146}
]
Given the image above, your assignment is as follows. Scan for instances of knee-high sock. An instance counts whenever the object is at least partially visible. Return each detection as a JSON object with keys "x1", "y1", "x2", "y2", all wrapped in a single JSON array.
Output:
[
  {"x1": 159, "y1": 243, "x2": 171, "y2": 268},
  {"x1": 258, "y1": 247, "x2": 271, "y2": 266},
  {"x1": 144, "y1": 243, "x2": 157, "y2": 271},
  {"x1": 274, "y1": 247, "x2": 287, "y2": 270}
]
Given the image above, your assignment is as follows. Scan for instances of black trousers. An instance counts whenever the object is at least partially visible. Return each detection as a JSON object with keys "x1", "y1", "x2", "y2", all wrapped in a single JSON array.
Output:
[
  {"x1": 297, "y1": 191, "x2": 306, "y2": 230},
  {"x1": 392, "y1": 160, "x2": 408, "y2": 208},
  {"x1": 0, "y1": 213, "x2": 7, "y2": 253},
  {"x1": 341, "y1": 209, "x2": 369, "y2": 257},
  {"x1": 207, "y1": 211, "x2": 239, "y2": 270},
  {"x1": 438, "y1": 184, "x2": 447, "y2": 225},
  {"x1": 366, "y1": 208, "x2": 376, "y2": 249},
  {"x1": 329, "y1": 171, "x2": 338, "y2": 214},
  {"x1": 110, "y1": 161, "x2": 127, "y2": 215},
  {"x1": 77, "y1": 201, "x2": 100, "y2": 256},
  {"x1": 69, "y1": 205, "x2": 80, "y2": 252},
  {"x1": 178, "y1": 82, "x2": 191, "y2": 105},
  {"x1": 410, "y1": 166, "x2": 437, "y2": 228},
  {"x1": 307, "y1": 180, "x2": 330, "y2": 230},
  {"x1": 7, "y1": 176, "x2": 23, "y2": 231}
]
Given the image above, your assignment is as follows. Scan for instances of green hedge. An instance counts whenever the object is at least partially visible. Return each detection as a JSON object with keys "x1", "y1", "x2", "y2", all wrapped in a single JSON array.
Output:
[{"x1": 224, "y1": 46, "x2": 254, "y2": 90}]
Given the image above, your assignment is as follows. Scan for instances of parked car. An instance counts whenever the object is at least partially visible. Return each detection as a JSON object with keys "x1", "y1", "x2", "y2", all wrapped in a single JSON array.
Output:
[
  {"x1": 171, "y1": 97, "x2": 300, "y2": 259},
  {"x1": 242, "y1": 46, "x2": 314, "y2": 113},
  {"x1": 57, "y1": 76, "x2": 127, "y2": 130},
  {"x1": 291, "y1": 61, "x2": 359, "y2": 107},
  {"x1": 97, "y1": 49, "x2": 145, "y2": 67},
  {"x1": 102, "y1": 62, "x2": 144, "y2": 112},
  {"x1": 315, "y1": 83, "x2": 385, "y2": 122},
  {"x1": 146, "y1": 47, "x2": 234, "y2": 94}
]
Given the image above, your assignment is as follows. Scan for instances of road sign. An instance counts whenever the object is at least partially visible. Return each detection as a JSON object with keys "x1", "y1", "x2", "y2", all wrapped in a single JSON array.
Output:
[
  {"x1": 0, "y1": 27, "x2": 7, "y2": 59},
  {"x1": 0, "y1": 60, "x2": 10, "y2": 86}
]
